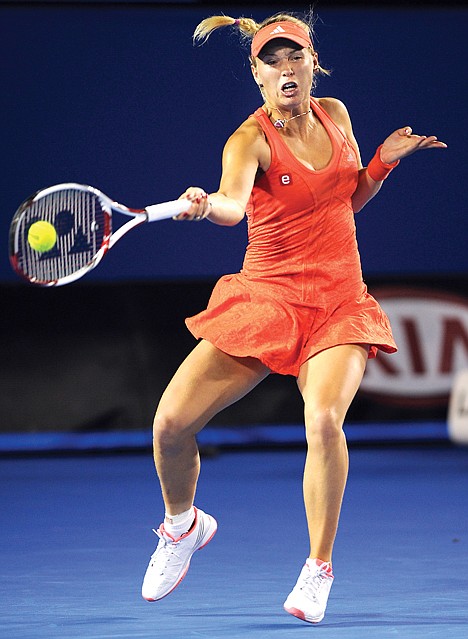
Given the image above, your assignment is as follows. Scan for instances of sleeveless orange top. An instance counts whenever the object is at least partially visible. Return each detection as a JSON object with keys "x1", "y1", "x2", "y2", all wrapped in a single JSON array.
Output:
[{"x1": 186, "y1": 98, "x2": 396, "y2": 376}]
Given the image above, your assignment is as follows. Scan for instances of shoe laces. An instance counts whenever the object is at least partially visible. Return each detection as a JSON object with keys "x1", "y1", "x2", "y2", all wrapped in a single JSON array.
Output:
[
  {"x1": 149, "y1": 526, "x2": 183, "y2": 571},
  {"x1": 300, "y1": 564, "x2": 332, "y2": 601}
]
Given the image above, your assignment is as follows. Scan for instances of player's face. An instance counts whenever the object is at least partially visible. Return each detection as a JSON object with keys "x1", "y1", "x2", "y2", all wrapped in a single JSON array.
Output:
[{"x1": 252, "y1": 40, "x2": 315, "y2": 113}]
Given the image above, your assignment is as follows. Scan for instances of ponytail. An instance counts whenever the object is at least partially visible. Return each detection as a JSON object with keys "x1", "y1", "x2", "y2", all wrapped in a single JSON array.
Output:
[
  {"x1": 193, "y1": 15, "x2": 259, "y2": 47},
  {"x1": 193, "y1": 12, "x2": 330, "y2": 79}
]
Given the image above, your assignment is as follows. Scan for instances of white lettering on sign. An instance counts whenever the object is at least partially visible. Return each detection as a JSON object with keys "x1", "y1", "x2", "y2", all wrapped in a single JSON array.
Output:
[{"x1": 361, "y1": 288, "x2": 468, "y2": 403}]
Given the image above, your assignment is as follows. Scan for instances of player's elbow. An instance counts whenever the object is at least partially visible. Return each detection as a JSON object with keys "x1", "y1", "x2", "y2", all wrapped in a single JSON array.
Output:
[{"x1": 225, "y1": 207, "x2": 246, "y2": 226}]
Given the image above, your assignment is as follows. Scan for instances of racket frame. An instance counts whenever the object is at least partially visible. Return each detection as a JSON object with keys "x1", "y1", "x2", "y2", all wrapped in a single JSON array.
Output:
[{"x1": 9, "y1": 183, "x2": 191, "y2": 287}]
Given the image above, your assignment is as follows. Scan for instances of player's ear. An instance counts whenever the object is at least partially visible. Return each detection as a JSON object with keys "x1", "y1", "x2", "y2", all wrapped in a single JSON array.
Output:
[
  {"x1": 312, "y1": 51, "x2": 319, "y2": 71},
  {"x1": 251, "y1": 59, "x2": 260, "y2": 86}
]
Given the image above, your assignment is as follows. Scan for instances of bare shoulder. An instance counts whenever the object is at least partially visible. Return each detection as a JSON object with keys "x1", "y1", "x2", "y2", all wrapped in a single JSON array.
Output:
[
  {"x1": 317, "y1": 97, "x2": 362, "y2": 166},
  {"x1": 317, "y1": 97, "x2": 353, "y2": 131},
  {"x1": 227, "y1": 116, "x2": 266, "y2": 150},
  {"x1": 224, "y1": 115, "x2": 269, "y2": 168}
]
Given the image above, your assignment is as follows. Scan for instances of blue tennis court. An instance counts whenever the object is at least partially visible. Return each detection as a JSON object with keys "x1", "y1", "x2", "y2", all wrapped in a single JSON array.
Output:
[{"x1": 1, "y1": 443, "x2": 467, "y2": 638}]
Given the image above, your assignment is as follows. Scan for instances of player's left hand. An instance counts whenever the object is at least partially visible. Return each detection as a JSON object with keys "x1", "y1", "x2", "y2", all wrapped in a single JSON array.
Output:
[{"x1": 380, "y1": 127, "x2": 447, "y2": 164}]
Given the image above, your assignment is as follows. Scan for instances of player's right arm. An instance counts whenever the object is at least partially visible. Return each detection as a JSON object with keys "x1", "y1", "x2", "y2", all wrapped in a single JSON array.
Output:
[{"x1": 177, "y1": 118, "x2": 267, "y2": 226}]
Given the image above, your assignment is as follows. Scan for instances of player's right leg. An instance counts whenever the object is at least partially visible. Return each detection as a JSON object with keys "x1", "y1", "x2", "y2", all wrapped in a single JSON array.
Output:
[{"x1": 142, "y1": 339, "x2": 270, "y2": 601}]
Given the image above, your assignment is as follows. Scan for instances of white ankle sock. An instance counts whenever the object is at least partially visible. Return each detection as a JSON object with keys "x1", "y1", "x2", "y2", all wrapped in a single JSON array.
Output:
[{"x1": 164, "y1": 506, "x2": 195, "y2": 537}]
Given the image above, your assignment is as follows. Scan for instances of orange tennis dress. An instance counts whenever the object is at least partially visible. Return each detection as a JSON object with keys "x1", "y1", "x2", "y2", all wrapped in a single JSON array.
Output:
[{"x1": 186, "y1": 97, "x2": 397, "y2": 376}]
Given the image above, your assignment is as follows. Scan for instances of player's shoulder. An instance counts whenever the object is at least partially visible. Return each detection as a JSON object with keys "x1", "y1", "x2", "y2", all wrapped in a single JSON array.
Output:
[
  {"x1": 317, "y1": 97, "x2": 352, "y2": 125},
  {"x1": 225, "y1": 115, "x2": 266, "y2": 154},
  {"x1": 232, "y1": 115, "x2": 265, "y2": 141},
  {"x1": 316, "y1": 97, "x2": 355, "y2": 140}
]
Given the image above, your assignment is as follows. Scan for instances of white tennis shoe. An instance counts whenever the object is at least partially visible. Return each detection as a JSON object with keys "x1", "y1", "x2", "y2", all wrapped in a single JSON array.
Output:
[
  {"x1": 283, "y1": 558, "x2": 334, "y2": 623},
  {"x1": 141, "y1": 506, "x2": 217, "y2": 601}
]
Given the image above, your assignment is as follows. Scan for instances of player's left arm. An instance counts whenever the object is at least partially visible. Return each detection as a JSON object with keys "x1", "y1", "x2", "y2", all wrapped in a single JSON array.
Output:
[{"x1": 319, "y1": 97, "x2": 447, "y2": 213}]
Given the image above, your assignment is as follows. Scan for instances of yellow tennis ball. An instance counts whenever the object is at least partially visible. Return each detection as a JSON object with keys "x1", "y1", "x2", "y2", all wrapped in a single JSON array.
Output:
[{"x1": 28, "y1": 220, "x2": 57, "y2": 253}]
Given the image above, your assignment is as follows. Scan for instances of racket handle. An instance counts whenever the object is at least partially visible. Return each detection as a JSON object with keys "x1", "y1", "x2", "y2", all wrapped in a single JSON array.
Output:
[{"x1": 145, "y1": 199, "x2": 192, "y2": 222}]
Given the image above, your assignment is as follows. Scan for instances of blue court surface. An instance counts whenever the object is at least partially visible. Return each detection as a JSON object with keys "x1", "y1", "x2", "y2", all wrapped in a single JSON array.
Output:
[{"x1": 1, "y1": 444, "x2": 467, "y2": 638}]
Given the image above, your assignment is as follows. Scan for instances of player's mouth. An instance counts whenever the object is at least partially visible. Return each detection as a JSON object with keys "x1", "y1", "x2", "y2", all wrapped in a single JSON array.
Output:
[{"x1": 281, "y1": 81, "x2": 298, "y2": 96}]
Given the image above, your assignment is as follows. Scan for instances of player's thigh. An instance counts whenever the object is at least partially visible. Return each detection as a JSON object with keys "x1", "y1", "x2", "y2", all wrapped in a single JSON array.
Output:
[
  {"x1": 297, "y1": 344, "x2": 369, "y2": 424},
  {"x1": 155, "y1": 340, "x2": 270, "y2": 434}
]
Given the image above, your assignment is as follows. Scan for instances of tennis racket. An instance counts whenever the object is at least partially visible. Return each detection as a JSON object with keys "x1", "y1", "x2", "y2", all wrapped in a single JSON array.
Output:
[{"x1": 9, "y1": 183, "x2": 192, "y2": 287}]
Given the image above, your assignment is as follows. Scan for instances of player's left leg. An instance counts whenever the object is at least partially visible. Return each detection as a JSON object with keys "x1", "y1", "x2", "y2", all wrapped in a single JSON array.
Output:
[{"x1": 284, "y1": 344, "x2": 368, "y2": 623}]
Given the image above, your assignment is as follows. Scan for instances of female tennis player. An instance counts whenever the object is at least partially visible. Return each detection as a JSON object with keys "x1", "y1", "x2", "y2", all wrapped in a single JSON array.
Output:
[{"x1": 141, "y1": 12, "x2": 446, "y2": 623}]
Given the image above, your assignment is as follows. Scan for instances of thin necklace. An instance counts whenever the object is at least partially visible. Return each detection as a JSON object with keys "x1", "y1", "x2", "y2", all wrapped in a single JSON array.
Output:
[{"x1": 273, "y1": 107, "x2": 312, "y2": 129}]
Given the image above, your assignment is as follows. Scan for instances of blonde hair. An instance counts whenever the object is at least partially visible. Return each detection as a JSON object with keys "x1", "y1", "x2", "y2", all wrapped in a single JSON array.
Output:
[{"x1": 193, "y1": 12, "x2": 329, "y2": 77}]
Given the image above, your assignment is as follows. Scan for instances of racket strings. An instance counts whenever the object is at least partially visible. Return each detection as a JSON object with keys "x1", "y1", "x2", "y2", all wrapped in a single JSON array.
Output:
[{"x1": 15, "y1": 190, "x2": 110, "y2": 284}]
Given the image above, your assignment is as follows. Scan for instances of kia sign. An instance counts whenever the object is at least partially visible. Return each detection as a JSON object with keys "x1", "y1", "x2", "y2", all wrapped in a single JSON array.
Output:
[{"x1": 361, "y1": 289, "x2": 468, "y2": 406}]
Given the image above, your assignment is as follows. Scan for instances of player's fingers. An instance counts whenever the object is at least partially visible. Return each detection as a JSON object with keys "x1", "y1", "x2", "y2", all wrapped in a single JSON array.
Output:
[
  {"x1": 418, "y1": 135, "x2": 447, "y2": 148},
  {"x1": 398, "y1": 126, "x2": 412, "y2": 137},
  {"x1": 174, "y1": 189, "x2": 208, "y2": 221},
  {"x1": 172, "y1": 199, "x2": 197, "y2": 221},
  {"x1": 191, "y1": 193, "x2": 211, "y2": 221}
]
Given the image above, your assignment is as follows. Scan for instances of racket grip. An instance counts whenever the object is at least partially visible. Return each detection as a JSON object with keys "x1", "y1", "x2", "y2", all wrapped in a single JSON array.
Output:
[{"x1": 145, "y1": 199, "x2": 192, "y2": 222}]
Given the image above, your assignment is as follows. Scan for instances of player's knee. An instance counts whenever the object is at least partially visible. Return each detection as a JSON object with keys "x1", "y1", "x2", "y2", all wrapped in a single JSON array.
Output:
[
  {"x1": 153, "y1": 411, "x2": 189, "y2": 452},
  {"x1": 304, "y1": 406, "x2": 343, "y2": 447}
]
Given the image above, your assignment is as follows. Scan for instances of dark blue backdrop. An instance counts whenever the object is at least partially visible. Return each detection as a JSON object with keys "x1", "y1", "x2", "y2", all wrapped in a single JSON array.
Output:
[{"x1": 2, "y1": 3, "x2": 466, "y2": 282}]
